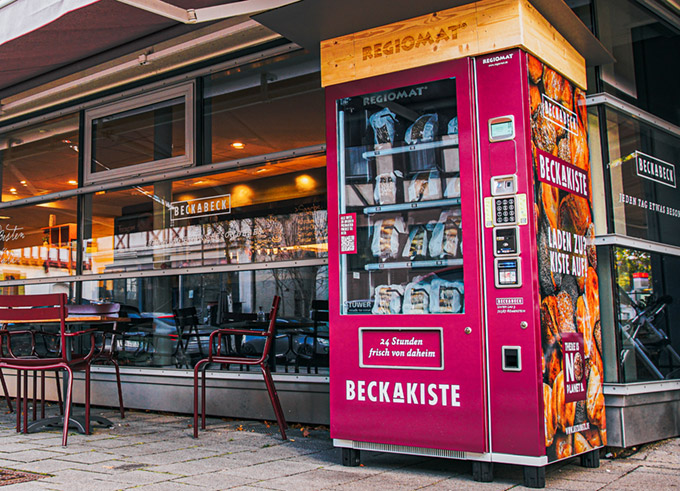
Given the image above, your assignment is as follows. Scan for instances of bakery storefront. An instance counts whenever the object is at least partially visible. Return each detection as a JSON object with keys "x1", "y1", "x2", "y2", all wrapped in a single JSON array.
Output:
[
  {"x1": 0, "y1": 0, "x2": 679, "y2": 446},
  {"x1": 0, "y1": 23, "x2": 330, "y2": 422}
]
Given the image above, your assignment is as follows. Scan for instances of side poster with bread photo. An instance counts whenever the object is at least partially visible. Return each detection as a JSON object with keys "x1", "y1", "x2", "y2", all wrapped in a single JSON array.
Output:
[{"x1": 528, "y1": 54, "x2": 606, "y2": 462}]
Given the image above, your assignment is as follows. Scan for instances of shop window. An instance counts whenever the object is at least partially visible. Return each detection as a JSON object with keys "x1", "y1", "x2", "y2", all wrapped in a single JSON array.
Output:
[
  {"x1": 82, "y1": 155, "x2": 327, "y2": 275},
  {"x1": 84, "y1": 83, "x2": 193, "y2": 184},
  {"x1": 604, "y1": 107, "x2": 680, "y2": 247},
  {"x1": 614, "y1": 247, "x2": 680, "y2": 381},
  {"x1": 203, "y1": 58, "x2": 324, "y2": 164},
  {"x1": 0, "y1": 114, "x2": 80, "y2": 202},
  {"x1": 79, "y1": 266, "x2": 329, "y2": 372},
  {"x1": 0, "y1": 197, "x2": 78, "y2": 280},
  {"x1": 595, "y1": 0, "x2": 680, "y2": 126}
]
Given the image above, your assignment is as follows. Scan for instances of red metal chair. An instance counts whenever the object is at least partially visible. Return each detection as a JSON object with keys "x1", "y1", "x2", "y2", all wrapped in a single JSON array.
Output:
[
  {"x1": 0, "y1": 293, "x2": 97, "y2": 446},
  {"x1": 68, "y1": 303, "x2": 125, "y2": 418},
  {"x1": 193, "y1": 296, "x2": 287, "y2": 440}
]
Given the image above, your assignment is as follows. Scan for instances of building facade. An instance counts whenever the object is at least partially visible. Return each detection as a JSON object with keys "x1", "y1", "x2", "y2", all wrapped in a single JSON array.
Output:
[{"x1": 0, "y1": 0, "x2": 677, "y2": 447}]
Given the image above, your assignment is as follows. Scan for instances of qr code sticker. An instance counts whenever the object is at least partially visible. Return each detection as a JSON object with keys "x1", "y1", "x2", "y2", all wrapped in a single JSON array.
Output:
[{"x1": 341, "y1": 235, "x2": 355, "y2": 253}]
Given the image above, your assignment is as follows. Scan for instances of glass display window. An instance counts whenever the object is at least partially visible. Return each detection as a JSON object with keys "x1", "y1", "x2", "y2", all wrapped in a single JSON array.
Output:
[
  {"x1": 605, "y1": 107, "x2": 680, "y2": 247},
  {"x1": 0, "y1": 197, "x2": 78, "y2": 280},
  {"x1": 595, "y1": 0, "x2": 680, "y2": 126},
  {"x1": 78, "y1": 266, "x2": 328, "y2": 371},
  {"x1": 84, "y1": 83, "x2": 193, "y2": 184},
  {"x1": 336, "y1": 78, "x2": 464, "y2": 315},
  {"x1": 614, "y1": 246, "x2": 680, "y2": 382},
  {"x1": 203, "y1": 58, "x2": 325, "y2": 164},
  {"x1": 0, "y1": 114, "x2": 80, "y2": 202},
  {"x1": 83, "y1": 155, "x2": 328, "y2": 274}
]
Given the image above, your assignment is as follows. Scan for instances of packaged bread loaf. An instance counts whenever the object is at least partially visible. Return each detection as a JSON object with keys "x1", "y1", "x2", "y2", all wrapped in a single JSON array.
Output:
[
  {"x1": 374, "y1": 170, "x2": 402, "y2": 205},
  {"x1": 371, "y1": 285, "x2": 404, "y2": 314},
  {"x1": 405, "y1": 113, "x2": 438, "y2": 144},
  {"x1": 429, "y1": 278, "x2": 464, "y2": 313},
  {"x1": 371, "y1": 217, "x2": 405, "y2": 259},
  {"x1": 402, "y1": 282, "x2": 430, "y2": 314},
  {"x1": 408, "y1": 170, "x2": 441, "y2": 202},
  {"x1": 429, "y1": 210, "x2": 462, "y2": 258},
  {"x1": 369, "y1": 108, "x2": 397, "y2": 145},
  {"x1": 402, "y1": 225, "x2": 428, "y2": 260}
]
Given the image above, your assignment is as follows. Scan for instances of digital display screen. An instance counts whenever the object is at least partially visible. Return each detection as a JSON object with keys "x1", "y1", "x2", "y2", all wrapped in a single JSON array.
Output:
[{"x1": 490, "y1": 121, "x2": 513, "y2": 139}]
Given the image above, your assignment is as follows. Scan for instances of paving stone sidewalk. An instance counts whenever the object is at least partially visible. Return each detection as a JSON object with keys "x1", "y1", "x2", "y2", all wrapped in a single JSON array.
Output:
[{"x1": 0, "y1": 406, "x2": 676, "y2": 490}]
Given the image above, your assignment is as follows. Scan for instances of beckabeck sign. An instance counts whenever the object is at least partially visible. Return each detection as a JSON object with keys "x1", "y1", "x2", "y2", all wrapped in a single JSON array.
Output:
[
  {"x1": 635, "y1": 151, "x2": 676, "y2": 188},
  {"x1": 171, "y1": 194, "x2": 231, "y2": 222}
]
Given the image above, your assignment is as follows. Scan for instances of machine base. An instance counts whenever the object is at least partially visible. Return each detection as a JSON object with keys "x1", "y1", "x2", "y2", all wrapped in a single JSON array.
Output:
[
  {"x1": 523, "y1": 465, "x2": 546, "y2": 488},
  {"x1": 472, "y1": 462, "x2": 493, "y2": 482},
  {"x1": 333, "y1": 439, "x2": 559, "y2": 487},
  {"x1": 342, "y1": 448, "x2": 361, "y2": 467},
  {"x1": 580, "y1": 449, "x2": 600, "y2": 468}
]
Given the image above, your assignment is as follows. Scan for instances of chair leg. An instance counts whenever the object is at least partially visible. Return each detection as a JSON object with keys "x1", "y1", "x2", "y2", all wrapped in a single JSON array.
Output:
[
  {"x1": 260, "y1": 364, "x2": 287, "y2": 440},
  {"x1": 16, "y1": 370, "x2": 21, "y2": 432},
  {"x1": 55, "y1": 371, "x2": 64, "y2": 415},
  {"x1": 32, "y1": 372, "x2": 37, "y2": 422},
  {"x1": 22, "y1": 370, "x2": 28, "y2": 434},
  {"x1": 62, "y1": 367, "x2": 73, "y2": 447},
  {"x1": 193, "y1": 360, "x2": 208, "y2": 438},
  {"x1": 112, "y1": 360, "x2": 125, "y2": 419},
  {"x1": 40, "y1": 372, "x2": 46, "y2": 419},
  {"x1": 201, "y1": 365, "x2": 207, "y2": 430},
  {"x1": 0, "y1": 369, "x2": 13, "y2": 413},
  {"x1": 85, "y1": 366, "x2": 91, "y2": 436}
]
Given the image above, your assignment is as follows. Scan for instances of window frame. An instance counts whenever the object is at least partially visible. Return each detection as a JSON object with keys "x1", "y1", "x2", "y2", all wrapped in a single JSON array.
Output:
[{"x1": 83, "y1": 82, "x2": 195, "y2": 185}]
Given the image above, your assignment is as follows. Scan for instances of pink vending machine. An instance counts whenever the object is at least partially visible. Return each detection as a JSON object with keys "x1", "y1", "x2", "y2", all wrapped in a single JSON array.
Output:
[{"x1": 326, "y1": 48, "x2": 605, "y2": 488}]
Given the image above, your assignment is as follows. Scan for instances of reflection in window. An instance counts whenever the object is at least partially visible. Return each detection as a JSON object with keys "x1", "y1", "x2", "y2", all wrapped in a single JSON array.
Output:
[
  {"x1": 203, "y1": 62, "x2": 324, "y2": 164},
  {"x1": 79, "y1": 266, "x2": 328, "y2": 372},
  {"x1": 605, "y1": 107, "x2": 680, "y2": 247},
  {"x1": 0, "y1": 198, "x2": 78, "y2": 280},
  {"x1": 85, "y1": 84, "x2": 193, "y2": 184},
  {"x1": 0, "y1": 114, "x2": 80, "y2": 202},
  {"x1": 83, "y1": 157, "x2": 328, "y2": 274},
  {"x1": 91, "y1": 98, "x2": 186, "y2": 172},
  {"x1": 595, "y1": 0, "x2": 680, "y2": 126},
  {"x1": 615, "y1": 247, "x2": 680, "y2": 381}
]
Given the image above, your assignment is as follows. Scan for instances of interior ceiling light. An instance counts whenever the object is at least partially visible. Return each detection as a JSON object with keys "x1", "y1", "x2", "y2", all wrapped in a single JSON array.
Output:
[
  {"x1": 231, "y1": 142, "x2": 245, "y2": 149},
  {"x1": 68, "y1": 180, "x2": 78, "y2": 185},
  {"x1": 9, "y1": 188, "x2": 17, "y2": 193}
]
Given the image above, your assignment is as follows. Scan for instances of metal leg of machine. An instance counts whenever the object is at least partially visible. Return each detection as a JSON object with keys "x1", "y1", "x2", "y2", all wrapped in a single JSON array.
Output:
[
  {"x1": 580, "y1": 449, "x2": 600, "y2": 468},
  {"x1": 472, "y1": 462, "x2": 493, "y2": 482},
  {"x1": 341, "y1": 448, "x2": 360, "y2": 467},
  {"x1": 523, "y1": 465, "x2": 546, "y2": 488}
]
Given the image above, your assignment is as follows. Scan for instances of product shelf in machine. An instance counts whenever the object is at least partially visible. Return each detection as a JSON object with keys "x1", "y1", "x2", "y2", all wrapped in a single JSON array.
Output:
[
  {"x1": 363, "y1": 197, "x2": 461, "y2": 215},
  {"x1": 361, "y1": 135, "x2": 459, "y2": 159},
  {"x1": 364, "y1": 258, "x2": 463, "y2": 271}
]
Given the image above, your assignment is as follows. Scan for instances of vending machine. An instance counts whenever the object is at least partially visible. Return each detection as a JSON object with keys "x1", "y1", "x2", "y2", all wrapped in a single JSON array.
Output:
[{"x1": 325, "y1": 46, "x2": 605, "y2": 487}]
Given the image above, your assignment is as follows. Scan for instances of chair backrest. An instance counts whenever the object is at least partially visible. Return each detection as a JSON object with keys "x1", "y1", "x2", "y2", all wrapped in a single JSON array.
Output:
[
  {"x1": 260, "y1": 296, "x2": 281, "y2": 359},
  {"x1": 0, "y1": 294, "x2": 69, "y2": 358},
  {"x1": 173, "y1": 306, "x2": 199, "y2": 330},
  {"x1": 311, "y1": 300, "x2": 329, "y2": 324}
]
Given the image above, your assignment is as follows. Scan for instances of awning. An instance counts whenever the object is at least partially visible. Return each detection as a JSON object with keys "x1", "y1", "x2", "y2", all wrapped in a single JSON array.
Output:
[
  {"x1": 0, "y1": 0, "x2": 298, "y2": 98},
  {"x1": 254, "y1": 0, "x2": 615, "y2": 67},
  {"x1": 0, "y1": 0, "x2": 616, "y2": 102}
]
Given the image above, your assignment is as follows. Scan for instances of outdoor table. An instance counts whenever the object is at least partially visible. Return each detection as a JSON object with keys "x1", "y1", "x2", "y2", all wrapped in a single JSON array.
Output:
[{"x1": 0, "y1": 315, "x2": 129, "y2": 434}]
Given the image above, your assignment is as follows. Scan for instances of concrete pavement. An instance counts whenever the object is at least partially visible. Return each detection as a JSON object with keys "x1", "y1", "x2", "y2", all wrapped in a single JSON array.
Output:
[{"x1": 0, "y1": 406, "x2": 676, "y2": 490}]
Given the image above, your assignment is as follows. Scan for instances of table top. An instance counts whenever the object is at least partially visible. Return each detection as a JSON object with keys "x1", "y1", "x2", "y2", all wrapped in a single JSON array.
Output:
[{"x1": 0, "y1": 316, "x2": 129, "y2": 324}]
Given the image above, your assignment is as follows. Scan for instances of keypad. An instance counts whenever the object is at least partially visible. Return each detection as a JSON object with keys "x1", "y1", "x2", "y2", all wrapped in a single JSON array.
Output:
[{"x1": 494, "y1": 197, "x2": 516, "y2": 224}]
